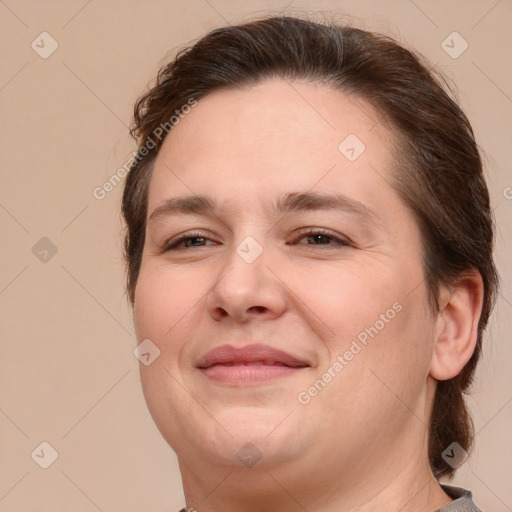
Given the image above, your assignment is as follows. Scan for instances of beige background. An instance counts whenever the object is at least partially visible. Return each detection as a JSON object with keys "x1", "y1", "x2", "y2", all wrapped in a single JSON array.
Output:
[{"x1": 0, "y1": 0, "x2": 511, "y2": 510}]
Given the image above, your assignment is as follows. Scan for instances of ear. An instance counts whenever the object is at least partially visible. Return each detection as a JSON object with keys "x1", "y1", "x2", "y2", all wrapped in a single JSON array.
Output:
[{"x1": 429, "y1": 270, "x2": 485, "y2": 381}]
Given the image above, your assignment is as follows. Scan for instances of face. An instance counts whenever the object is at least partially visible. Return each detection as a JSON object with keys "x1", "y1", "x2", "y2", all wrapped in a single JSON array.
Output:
[{"x1": 133, "y1": 78, "x2": 437, "y2": 481}]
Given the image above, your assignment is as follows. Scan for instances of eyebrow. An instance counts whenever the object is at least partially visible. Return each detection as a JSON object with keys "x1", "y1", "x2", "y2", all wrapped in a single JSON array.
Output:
[
  {"x1": 275, "y1": 192, "x2": 378, "y2": 222},
  {"x1": 148, "y1": 191, "x2": 380, "y2": 227},
  {"x1": 148, "y1": 195, "x2": 218, "y2": 223}
]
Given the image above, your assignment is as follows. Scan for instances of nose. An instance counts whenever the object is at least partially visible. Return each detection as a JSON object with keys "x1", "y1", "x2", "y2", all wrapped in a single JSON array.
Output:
[{"x1": 206, "y1": 239, "x2": 287, "y2": 323}]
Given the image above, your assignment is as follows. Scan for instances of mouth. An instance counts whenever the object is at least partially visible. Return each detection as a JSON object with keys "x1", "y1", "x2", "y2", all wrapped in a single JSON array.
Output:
[{"x1": 197, "y1": 344, "x2": 310, "y2": 384}]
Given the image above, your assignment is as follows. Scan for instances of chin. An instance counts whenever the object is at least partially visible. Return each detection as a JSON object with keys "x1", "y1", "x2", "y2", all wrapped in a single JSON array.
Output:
[
  {"x1": 198, "y1": 435, "x2": 304, "y2": 471},
  {"x1": 170, "y1": 406, "x2": 309, "y2": 470},
  {"x1": 229, "y1": 413, "x2": 310, "y2": 466}
]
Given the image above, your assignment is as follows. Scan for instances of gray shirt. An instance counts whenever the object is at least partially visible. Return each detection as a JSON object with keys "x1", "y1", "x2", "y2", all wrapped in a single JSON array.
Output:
[
  {"x1": 178, "y1": 484, "x2": 483, "y2": 511},
  {"x1": 437, "y1": 484, "x2": 483, "y2": 511}
]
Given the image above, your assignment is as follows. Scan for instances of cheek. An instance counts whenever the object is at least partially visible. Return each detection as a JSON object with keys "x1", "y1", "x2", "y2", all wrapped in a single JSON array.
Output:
[
  {"x1": 288, "y1": 260, "x2": 403, "y2": 349},
  {"x1": 301, "y1": 300, "x2": 433, "y2": 445},
  {"x1": 133, "y1": 264, "x2": 204, "y2": 441},
  {"x1": 292, "y1": 259, "x2": 433, "y2": 396},
  {"x1": 133, "y1": 262, "x2": 208, "y2": 342}
]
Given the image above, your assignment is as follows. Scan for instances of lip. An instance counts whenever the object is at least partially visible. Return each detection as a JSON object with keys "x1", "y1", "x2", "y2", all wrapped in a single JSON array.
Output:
[{"x1": 197, "y1": 344, "x2": 310, "y2": 384}]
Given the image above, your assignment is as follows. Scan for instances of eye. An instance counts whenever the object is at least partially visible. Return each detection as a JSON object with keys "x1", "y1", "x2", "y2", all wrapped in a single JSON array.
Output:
[
  {"x1": 292, "y1": 228, "x2": 351, "y2": 247},
  {"x1": 162, "y1": 228, "x2": 351, "y2": 252},
  {"x1": 163, "y1": 231, "x2": 218, "y2": 251}
]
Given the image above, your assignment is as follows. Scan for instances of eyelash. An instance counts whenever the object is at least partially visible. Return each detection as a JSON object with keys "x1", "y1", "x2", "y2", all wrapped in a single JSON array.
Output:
[
  {"x1": 163, "y1": 230, "x2": 217, "y2": 251},
  {"x1": 163, "y1": 228, "x2": 351, "y2": 251},
  {"x1": 294, "y1": 229, "x2": 351, "y2": 248}
]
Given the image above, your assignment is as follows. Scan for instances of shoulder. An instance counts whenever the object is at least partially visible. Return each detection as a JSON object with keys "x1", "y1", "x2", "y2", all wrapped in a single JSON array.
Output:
[{"x1": 437, "y1": 484, "x2": 484, "y2": 512}]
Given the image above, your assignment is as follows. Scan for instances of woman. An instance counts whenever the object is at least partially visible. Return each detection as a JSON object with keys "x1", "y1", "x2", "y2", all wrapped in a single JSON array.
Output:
[{"x1": 122, "y1": 16, "x2": 497, "y2": 511}]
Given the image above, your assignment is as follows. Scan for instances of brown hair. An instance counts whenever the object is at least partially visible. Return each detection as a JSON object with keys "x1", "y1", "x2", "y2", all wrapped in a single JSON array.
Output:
[{"x1": 122, "y1": 15, "x2": 498, "y2": 478}]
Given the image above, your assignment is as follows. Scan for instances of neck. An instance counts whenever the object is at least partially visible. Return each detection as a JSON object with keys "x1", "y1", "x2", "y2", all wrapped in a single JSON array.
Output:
[{"x1": 179, "y1": 430, "x2": 453, "y2": 512}]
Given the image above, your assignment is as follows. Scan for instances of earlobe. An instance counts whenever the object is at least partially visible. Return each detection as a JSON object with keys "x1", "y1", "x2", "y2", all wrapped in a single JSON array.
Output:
[{"x1": 429, "y1": 270, "x2": 485, "y2": 381}]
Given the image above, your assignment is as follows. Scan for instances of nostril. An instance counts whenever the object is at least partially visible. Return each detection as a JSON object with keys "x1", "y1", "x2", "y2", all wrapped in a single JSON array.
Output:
[
  {"x1": 248, "y1": 306, "x2": 267, "y2": 314},
  {"x1": 216, "y1": 307, "x2": 229, "y2": 318}
]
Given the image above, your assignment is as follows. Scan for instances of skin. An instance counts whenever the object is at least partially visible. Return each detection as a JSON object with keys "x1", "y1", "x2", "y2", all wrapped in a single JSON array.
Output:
[{"x1": 133, "y1": 78, "x2": 484, "y2": 511}]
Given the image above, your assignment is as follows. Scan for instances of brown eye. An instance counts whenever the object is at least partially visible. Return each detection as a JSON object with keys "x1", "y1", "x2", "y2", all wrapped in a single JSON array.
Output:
[
  {"x1": 305, "y1": 234, "x2": 334, "y2": 245},
  {"x1": 183, "y1": 237, "x2": 208, "y2": 248},
  {"x1": 164, "y1": 232, "x2": 217, "y2": 251},
  {"x1": 294, "y1": 229, "x2": 350, "y2": 247}
]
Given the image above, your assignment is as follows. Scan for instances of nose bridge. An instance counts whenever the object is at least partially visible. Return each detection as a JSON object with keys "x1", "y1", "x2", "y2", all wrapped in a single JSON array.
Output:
[{"x1": 207, "y1": 232, "x2": 286, "y2": 322}]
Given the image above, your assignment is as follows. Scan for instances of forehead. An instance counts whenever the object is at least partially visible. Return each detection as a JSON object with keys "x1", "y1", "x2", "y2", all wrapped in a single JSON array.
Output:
[{"x1": 148, "y1": 78, "x2": 403, "y2": 221}]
